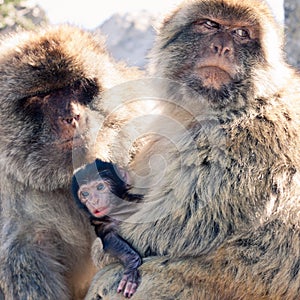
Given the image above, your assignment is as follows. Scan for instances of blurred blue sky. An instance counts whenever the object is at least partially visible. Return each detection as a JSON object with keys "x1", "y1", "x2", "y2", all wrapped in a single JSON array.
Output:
[
  {"x1": 34, "y1": 0, "x2": 284, "y2": 29},
  {"x1": 35, "y1": 0, "x2": 181, "y2": 29}
]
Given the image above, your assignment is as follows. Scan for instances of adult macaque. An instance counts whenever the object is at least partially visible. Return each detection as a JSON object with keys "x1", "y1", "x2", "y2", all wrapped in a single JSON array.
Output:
[
  {"x1": 72, "y1": 159, "x2": 143, "y2": 298},
  {"x1": 86, "y1": 0, "x2": 300, "y2": 299},
  {"x1": 0, "y1": 25, "x2": 141, "y2": 299}
]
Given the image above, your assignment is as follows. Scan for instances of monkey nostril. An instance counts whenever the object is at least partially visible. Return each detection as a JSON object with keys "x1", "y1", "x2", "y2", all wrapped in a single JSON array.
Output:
[
  {"x1": 211, "y1": 43, "x2": 231, "y2": 56},
  {"x1": 223, "y1": 47, "x2": 231, "y2": 55},
  {"x1": 211, "y1": 44, "x2": 221, "y2": 55},
  {"x1": 61, "y1": 118, "x2": 72, "y2": 125},
  {"x1": 61, "y1": 115, "x2": 80, "y2": 126}
]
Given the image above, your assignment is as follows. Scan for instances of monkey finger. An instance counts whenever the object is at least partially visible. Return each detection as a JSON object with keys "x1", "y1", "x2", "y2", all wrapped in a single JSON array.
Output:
[
  {"x1": 117, "y1": 278, "x2": 127, "y2": 294},
  {"x1": 124, "y1": 281, "x2": 139, "y2": 298},
  {"x1": 117, "y1": 271, "x2": 139, "y2": 298}
]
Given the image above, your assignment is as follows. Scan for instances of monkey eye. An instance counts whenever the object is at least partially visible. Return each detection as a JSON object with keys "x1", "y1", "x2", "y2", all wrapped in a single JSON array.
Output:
[
  {"x1": 233, "y1": 28, "x2": 250, "y2": 39},
  {"x1": 97, "y1": 183, "x2": 105, "y2": 191},
  {"x1": 81, "y1": 191, "x2": 89, "y2": 198},
  {"x1": 194, "y1": 19, "x2": 220, "y2": 34},
  {"x1": 204, "y1": 20, "x2": 219, "y2": 29}
]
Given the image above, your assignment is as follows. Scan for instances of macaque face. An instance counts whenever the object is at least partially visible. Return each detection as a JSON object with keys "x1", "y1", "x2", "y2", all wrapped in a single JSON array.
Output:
[
  {"x1": 22, "y1": 80, "x2": 98, "y2": 153},
  {"x1": 158, "y1": 6, "x2": 263, "y2": 102},
  {"x1": 189, "y1": 18, "x2": 259, "y2": 90},
  {"x1": 78, "y1": 179, "x2": 115, "y2": 218}
]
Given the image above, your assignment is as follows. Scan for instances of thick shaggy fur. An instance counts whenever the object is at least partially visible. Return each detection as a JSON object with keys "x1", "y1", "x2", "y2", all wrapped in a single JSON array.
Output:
[
  {"x1": 86, "y1": 0, "x2": 300, "y2": 299},
  {"x1": 0, "y1": 25, "x2": 142, "y2": 299}
]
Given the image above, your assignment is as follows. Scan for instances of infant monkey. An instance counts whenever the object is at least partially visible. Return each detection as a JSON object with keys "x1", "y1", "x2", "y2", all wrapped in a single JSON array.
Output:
[{"x1": 72, "y1": 159, "x2": 143, "y2": 298}]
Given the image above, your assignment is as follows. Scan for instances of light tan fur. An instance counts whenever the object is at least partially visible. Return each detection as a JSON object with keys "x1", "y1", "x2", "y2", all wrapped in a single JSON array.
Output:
[{"x1": 86, "y1": 1, "x2": 300, "y2": 299}]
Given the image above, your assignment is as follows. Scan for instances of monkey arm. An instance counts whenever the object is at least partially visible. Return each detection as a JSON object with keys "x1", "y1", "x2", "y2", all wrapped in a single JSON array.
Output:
[
  {"x1": 101, "y1": 232, "x2": 142, "y2": 272},
  {"x1": 91, "y1": 216, "x2": 141, "y2": 271},
  {"x1": 102, "y1": 232, "x2": 142, "y2": 298},
  {"x1": 92, "y1": 220, "x2": 142, "y2": 298}
]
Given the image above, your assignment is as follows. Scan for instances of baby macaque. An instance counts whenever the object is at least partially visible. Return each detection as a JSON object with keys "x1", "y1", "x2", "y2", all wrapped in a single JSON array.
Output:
[{"x1": 71, "y1": 159, "x2": 143, "y2": 298}]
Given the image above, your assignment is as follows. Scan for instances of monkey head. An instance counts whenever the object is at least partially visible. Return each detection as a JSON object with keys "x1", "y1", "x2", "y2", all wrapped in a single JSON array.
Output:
[
  {"x1": 72, "y1": 159, "x2": 130, "y2": 218},
  {"x1": 77, "y1": 179, "x2": 114, "y2": 218},
  {"x1": 149, "y1": 0, "x2": 287, "y2": 107},
  {"x1": 0, "y1": 25, "x2": 125, "y2": 191}
]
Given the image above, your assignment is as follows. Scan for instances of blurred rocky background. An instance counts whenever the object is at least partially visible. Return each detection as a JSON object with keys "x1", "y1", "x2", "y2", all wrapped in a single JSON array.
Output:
[
  {"x1": 96, "y1": 11, "x2": 158, "y2": 68},
  {"x1": 285, "y1": 0, "x2": 300, "y2": 68},
  {"x1": 0, "y1": 0, "x2": 299, "y2": 69},
  {"x1": 0, "y1": 0, "x2": 46, "y2": 34}
]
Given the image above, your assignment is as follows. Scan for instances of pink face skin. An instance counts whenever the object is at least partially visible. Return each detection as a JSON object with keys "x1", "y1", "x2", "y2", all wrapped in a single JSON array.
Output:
[{"x1": 78, "y1": 180, "x2": 114, "y2": 217}]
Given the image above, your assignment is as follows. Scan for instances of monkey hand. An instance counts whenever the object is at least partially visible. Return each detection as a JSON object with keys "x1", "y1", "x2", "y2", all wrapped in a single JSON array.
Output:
[{"x1": 117, "y1": 268, "x2": 140, "y2": 298}]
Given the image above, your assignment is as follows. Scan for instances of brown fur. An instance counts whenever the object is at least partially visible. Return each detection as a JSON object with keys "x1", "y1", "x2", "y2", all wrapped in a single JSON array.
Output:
[
  {"x1": 86, "y1": 0, "x2": 300, "y2": 299},
  {"x1": 0, "y1": 25, "x2": 142, "y2": 299}
]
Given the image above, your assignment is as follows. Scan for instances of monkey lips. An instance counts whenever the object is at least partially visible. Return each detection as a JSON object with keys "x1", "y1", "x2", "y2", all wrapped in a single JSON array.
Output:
[
  {"x1": 91, "y1": 207, "x2": 110, "y2": 218},
  {"x1": 196, "y1": 66, "x2": 233, "y2": 89}
]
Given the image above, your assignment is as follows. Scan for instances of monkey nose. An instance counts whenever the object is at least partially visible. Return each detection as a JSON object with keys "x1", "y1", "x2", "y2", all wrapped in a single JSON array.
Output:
[
  {"x1": 211, "y1": 43, "x2": 231, "y2": 56},
  {"x1": 61, "y1": 115, "x2": 80, "y2": 128}
]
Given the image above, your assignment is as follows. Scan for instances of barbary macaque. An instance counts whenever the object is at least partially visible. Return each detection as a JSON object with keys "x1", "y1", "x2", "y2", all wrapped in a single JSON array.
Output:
[
  {"x1": 86, "y1": 0, "x2": 300, "y2": 299},
  {"x1": 72, "y1": 159, "x2": 143, "y2": 298},
  {"x1": 0, "y1": 24, "x2": 142, "y2": 300}
]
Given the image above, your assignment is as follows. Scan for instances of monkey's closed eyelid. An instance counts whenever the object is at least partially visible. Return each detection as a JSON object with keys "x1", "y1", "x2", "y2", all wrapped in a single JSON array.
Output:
[
  {"x1": 204, "y1": 20, "x2": 219, "y2": 28},
  {"x1": 192, "y1": 20, "x2": 220, "y2": 35}
]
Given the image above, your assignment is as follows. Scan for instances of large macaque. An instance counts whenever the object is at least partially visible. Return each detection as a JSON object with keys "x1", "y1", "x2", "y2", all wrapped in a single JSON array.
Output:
[
  {"x1": 0, "y1": 25, "x2": 142, "y2": 299},
  {"x1": 86, "y1": 0, "x2": 300, "y2": 299}
]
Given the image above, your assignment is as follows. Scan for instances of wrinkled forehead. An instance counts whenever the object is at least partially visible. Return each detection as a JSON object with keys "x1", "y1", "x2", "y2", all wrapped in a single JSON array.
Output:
[
  {"x1": 168, "y1": 0, "x2": 273, "y2": 28},
  {"x1": 78, "y1": 177, "x2": 111, "y2": 190},
  {"x1": 75, "y1": 167, "x2": 111, "y2": 186}
]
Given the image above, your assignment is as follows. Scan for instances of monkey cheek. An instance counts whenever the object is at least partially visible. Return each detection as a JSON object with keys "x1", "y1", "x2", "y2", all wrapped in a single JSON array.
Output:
[
  {"x1": 71, "y1": 136, "x2": 87, "y2": 150},
  {"x1": 56, "y1": 138, "x2": 83, "y2": 151},
  {"x1": 196, "y1": 66, "x2": 233, "y2": 90},
  {"x1": 56, "y1": 116, "x2": 91, "y2": 151}
]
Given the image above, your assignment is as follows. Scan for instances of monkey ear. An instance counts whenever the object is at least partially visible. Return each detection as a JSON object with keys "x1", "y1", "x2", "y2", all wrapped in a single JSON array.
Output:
[{"x1": 115, "y1": 166, "x2": 131, "y2": 185}]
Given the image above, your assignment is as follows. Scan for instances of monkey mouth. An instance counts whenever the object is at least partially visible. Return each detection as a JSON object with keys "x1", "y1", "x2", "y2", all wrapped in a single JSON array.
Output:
[
  {"x1": 92, "y1": 207, "x2": 109, "y2": 217},
  {"x1": 72, "y1": 136, "x2": 85, "y2": 148},
  {"x1": 53, "y1": 135, "x2": 85, "y2": 150},
  {"x1": 61, "y1": 136, "x2": 85, "y2": 149},
  {"x1": 196, "y1": 66, "x2": 233, "y2": 89}
]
